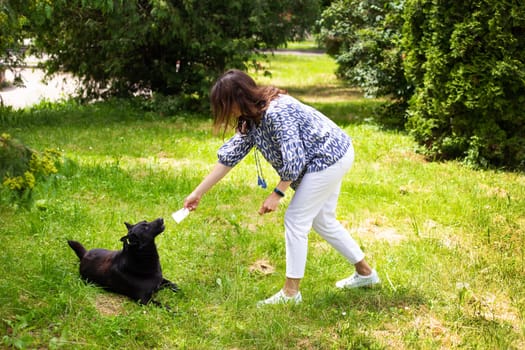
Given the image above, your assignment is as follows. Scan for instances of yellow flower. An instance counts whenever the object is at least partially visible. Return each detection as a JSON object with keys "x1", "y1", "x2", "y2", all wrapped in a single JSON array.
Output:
[
  {"x1": 24, "y1": 171, "x2": 36, "y2": 189},
  {"x1": 3, "y1": 176, "x2": 24, "y2": 191}
]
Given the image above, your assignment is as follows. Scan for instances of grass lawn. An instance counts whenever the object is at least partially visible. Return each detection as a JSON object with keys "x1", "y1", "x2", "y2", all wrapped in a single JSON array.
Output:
[{"x1": 1, "y1": 53, "x2": 524, "y2": 349}]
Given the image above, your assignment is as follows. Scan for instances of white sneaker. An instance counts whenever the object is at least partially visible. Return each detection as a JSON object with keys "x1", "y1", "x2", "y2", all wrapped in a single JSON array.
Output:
[
  {"x1": 336, "y1": 269, "x2": 380, "y2": 289},
  {"x1": 257, "y1": 289, "x2": 302, "y2": 307}
]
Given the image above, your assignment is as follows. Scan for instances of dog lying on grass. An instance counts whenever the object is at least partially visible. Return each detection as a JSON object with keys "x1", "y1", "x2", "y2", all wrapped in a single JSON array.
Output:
[{"x1": 68, "y1": 218, "x2": 178, "y2": 306}]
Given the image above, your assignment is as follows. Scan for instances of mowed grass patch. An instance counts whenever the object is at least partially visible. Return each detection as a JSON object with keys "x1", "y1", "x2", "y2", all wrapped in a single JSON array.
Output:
[
  {"x1": 1, "y1": 53, "x2": 524, "y2": 349},
  {"x1": 252, "y1": 53, "x2": 385, "y2": 125}
]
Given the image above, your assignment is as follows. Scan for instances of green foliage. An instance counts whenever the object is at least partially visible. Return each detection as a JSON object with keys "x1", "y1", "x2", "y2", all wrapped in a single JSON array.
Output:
[
  {"x1": 0, "y1": 133, "x2": 62, "y2": 201},
  {"x1": 317, "y1": 1, "x2": 410, "y2": 111},
  {"x1": 403, "y1": 0, "x2": 525, "y2": 169},
  {"x1": 316, "y1": 0, "x2": 410, "y2": 130},
  {"x1": 0, "y1": 0, "x2": 30, "y2": 82},
  {"x1": 24, "y1": 0, "x2": 321, "y2": 107}
]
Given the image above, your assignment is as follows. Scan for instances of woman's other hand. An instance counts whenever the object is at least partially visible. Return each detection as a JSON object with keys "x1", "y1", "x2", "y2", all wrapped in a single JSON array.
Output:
[{"x1": 258, "y1": 192, "x2": 282, "y2": 215}]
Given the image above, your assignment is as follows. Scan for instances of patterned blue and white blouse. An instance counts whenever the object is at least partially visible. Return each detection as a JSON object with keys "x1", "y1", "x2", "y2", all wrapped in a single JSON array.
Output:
[{"x1": 217, "y1": 94, "x2": 352, "y2": 189}]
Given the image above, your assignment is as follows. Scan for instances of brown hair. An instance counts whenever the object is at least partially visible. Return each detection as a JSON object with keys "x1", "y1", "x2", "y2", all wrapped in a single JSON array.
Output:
[{"x1": 210, "y1": 69, "x2": 286, "y2": 135}]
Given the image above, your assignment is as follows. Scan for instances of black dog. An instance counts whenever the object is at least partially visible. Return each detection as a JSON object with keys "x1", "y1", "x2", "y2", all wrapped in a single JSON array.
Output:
[{"x1": 68, "y1": 218, "x2": 178, "y2": 306}]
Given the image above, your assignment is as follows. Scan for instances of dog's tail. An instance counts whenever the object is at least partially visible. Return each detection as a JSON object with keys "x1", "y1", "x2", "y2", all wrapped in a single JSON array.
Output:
[{"x1": 67, "y1": 240, "x2": 87, "y2": 260}]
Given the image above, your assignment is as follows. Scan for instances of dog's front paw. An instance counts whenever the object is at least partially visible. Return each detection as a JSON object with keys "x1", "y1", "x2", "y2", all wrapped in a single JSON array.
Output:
[
  {"x1": 160, "y1": 278, "x2": 179, "y2": 293},
  {"x1": 169, "y1": 283, "x2": 180, "y2": 293}
]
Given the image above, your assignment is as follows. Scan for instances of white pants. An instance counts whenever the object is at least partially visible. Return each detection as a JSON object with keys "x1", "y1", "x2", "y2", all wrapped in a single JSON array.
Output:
[{"x1": 284, "y1": 144, "x2": 364, "y2": 279}]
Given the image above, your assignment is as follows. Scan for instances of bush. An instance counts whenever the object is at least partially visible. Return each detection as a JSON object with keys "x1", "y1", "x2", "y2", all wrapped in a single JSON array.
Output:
[
  {"x1": 0, "y1": 133, "x2": 62, "y2": 201},
  {"x1": 26, "y1": 0, "x2": 320, "y2": 107},
  {"x1": 317, "y1": 0, "x2": 410, "y2": 128},
  {"x1": 403, "y1": 0, "x2": 525, "y2": 169}
]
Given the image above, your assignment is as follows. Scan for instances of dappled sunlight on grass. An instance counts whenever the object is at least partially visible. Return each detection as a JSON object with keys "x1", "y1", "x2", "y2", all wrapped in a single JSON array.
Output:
[
  {"x1": 73, "y1": 154, "x2": 208, "y2": 172},
  {"x1": 287, "y1": 84, "x2": 366, "y2": 104},
  {"x1": 252, "y1": 53, "x2": 339, "y2": 87}
]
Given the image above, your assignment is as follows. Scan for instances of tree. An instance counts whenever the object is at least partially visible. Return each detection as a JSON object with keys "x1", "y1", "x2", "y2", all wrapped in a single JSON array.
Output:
[
  {"x1": 0, "y1": 0, "x2": 29, "y2": 86},
  {"x1": 317, "y1": 0, "x2": 409, "y2": 127},
  {"x1": 403, "y1": 0, "x2": 525, "y2": 169},
  {"x1": 25, "y1": 0, "x2": 321, "y2": 107},
  {"x1": 319, "y1": 0, "x2": 525, "y2": 169}
]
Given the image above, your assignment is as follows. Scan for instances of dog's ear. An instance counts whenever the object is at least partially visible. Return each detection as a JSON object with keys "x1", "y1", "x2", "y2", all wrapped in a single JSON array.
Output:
[
  {"x1": 125, "y1": 222, "x2": 133, "y2": 231},
  {"x1": 120, "y1": 234, "x2": 130, "y2": 249},
  {"x1": 121, "y1": 233, "x2": 141, "y2": 245}
]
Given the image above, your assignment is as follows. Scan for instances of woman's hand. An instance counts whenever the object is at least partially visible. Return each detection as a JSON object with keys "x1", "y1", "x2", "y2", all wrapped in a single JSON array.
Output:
[
  {"x1": 183, "y1": 163, "x2": 233, "y2": 211},
  {"x1": 258, "y1": 192, "x2": 282, "y2": 215},
  {"x1": 258, "y1": 181, "x2": 291, "y2": 215},
  {"x1": 184, "y1": 192, "x2": 201, "y2": 211}
]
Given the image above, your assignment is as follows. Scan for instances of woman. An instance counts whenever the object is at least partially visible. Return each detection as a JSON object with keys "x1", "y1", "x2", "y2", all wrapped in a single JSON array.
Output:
[{"x1": 184, "y1": 69, "x2": 379, "y2": 305}]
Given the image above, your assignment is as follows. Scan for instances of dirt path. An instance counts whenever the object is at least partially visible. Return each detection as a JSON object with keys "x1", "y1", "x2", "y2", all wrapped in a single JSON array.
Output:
[{"x1": 0, "y1": 64, "x2": 78, "y2": 109}]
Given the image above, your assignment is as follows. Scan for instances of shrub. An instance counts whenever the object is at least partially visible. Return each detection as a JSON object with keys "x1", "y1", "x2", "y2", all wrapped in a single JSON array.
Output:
[
  {"x1": 0, "y1": 133, "x2": 62, "y2": 200},
  {"x1": 317, "y1": 0, "x2": 410, "y2": 128},
  {"x1": 403, "y1": 0, "x2": 525, "y2": 169},
  {"x1": 25, "y1": 0, "x2": 320, "y2": 108}
]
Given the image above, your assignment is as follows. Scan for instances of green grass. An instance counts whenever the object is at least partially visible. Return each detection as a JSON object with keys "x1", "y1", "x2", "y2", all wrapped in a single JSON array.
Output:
[
  {"x1": 1, "y1": 54, "x2": 524, "y2": 349},
  {"x1": 280, "y1": 39, "x2": 324, "y2": 52}
]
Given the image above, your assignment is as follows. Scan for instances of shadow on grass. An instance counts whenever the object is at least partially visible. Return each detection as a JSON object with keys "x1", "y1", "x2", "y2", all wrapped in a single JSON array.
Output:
[
  {"x1": 286, "y1": 85, "x2": 365, "y2": 101},
  {"x1": 0, "y1": 98, "x2": 210, "y2": 129},
  {"x1": 1, "y1": 89, "x2": 405, "y2": 134},
  {"x1": 313, "y1": 285, "x2": 427, "y2": 313},
  {"x1": 284, "y1": 84, "x2": 405, "y2": 130}
]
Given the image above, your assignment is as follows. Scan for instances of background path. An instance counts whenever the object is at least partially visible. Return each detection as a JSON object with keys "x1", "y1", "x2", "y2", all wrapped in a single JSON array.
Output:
[{"x1": 0, "y1": 58, "x2": 78, "y2": 109}]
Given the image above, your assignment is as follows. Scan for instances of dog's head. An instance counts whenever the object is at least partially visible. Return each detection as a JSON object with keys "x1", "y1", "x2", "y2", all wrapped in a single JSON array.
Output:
[{"x1": 120, "y1": 218, "x2": 165, "y2": 249}]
